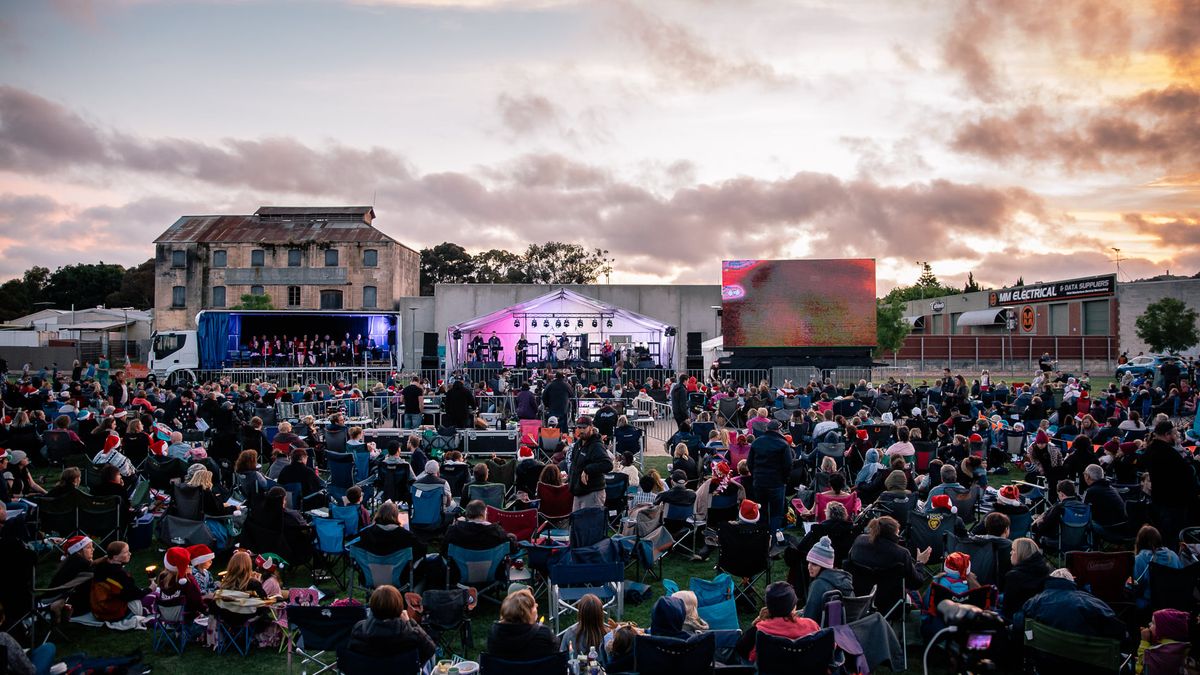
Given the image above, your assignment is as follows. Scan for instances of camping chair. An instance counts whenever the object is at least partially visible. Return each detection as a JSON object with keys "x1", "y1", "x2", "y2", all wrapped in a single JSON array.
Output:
[
  {"x1": 75, "y1": 493, "x2": 124, "y2": 544},
  {"x1": 634, "y1": 633, "x2": 715, "y2": 673},
  {"x1": 325, "y1": 451, "x2": 356, "y2": 503},
  {"x1": 44, "y1": 430, "x2": 83, "y2": 465},
  {"x1": 411, "y1": 587, "x2": 474, "y2": 655},
  {"x1": 440, "y1": 463, "x2": 470, "y2": 499},
  {"x1": 150, "y1": 601, "x2": 194, "y2": 656},
  {"x1": 1004, "y1": 430, "x2": 1027, "y2": 460},
  {"x1": 614, "y1": 425, "x2": 644, "y2": 460},
  {"x1": 604, "y1": 472, "x2": 631, "y2": 528},
  {"x1": 535, "y1": 482, "x2": 574, "y2": 532},
  {"x1": 465, "y1": 482, "x2": 506, "y2": 509},
  {"x1": 1008, "y1": 510, "x2": 1034, "y2": 539},
  {"x1": 634, "y1": 524, "x2": 675, "y2": 583},
  {"x1": 945, "y1": 533, "x2": 1002, "y2": 586},
  {"x1": 906, "y1": 510, "x2": 956, "y2": 564},
  {"x1": 281, "y1": 481, "x2": 326, "y2": 512},
  {"x1": 142, "y1": 455, "x2": 187, "y2": 491},
  {"x1": 1149, "y1": 562, "x2": 1200, "y2": 613},
  {"x1": 170, "y1": 483, "x2": 204, "y2": 520},
  {"x1": 487, "y1": 506, "x2": 537, "y2": 542},
  {"x1": 950, "y1": 486, "x2": 981, "y2": 525},
  {"x1": 813, "y1": 492, "x2": 861, "y2": 523},
  {"x1": 324, "y1": 427, "x2": 348, "y2": 453},
  {"x1": 335, "y1": 647, "x2": 421, "y2": 675},
  {"x1": 928, "y1": 583, "x2": 997, "y2": 613},
  {"x1": 663, "y1": 501, "x2": 702, "y2": 557},
  {"x1": 755, "y1": 628, "x2": 835, "y2": 675},
  {"x1": 819, "y1": 587, "x2": 877, "y2": 627},
  {"x1": 1142, "y1": 641, "x2": 1189, "y2": 675},
  {"x1": 662, "y1": 573, "x2": 739, "y2": 630},
  {"x1": 1024, "y1": 619, "x2": 1122, "y2": 673},
  {"x1": 286, "y1": 604, "x2": 368, "y2": 675},
  {"x1": 538, "y1": 427, "x2": 562, "y2": 455},
  {"x1": 378, "y1": 462, "x2": 414, "y2": 505},
  {"x1": 311, "y1": 517, "x2": 350, "y2": 590},
  {"x1": 158, "y1": 514, "x2": 216, "y2": 549},
  {"x1": 715, "y1": 521, "x2": 771, "y2": 608},
  {"x1": 717, "y1": 398, "x2": 740, "y2": 427},
  {"x1": 409, "y1": 484, "x2": 449, "y2": 538},
  {"x1": 478, "y1": 651, "x2": 569, "y2": 675},
  {"x1": 329, "y1": 504, "x2": 362, "y2": 539},
  {"x1": 1058, "y1": 500, "x2": 1094, "y2": 557},
  {"x1": 843, "y1": 560, "x2": 909, "y2": 670},
  {"x1": 346, "y1": 542, "x2": 413, "y2": 596},
  {"x1": 518, "y1": 419, "x2": 543, "y2": 448},
  {"x1": 32, "y1": 494, "x2": 77, "y2": 538},
  {"x1": 212, "y1": 591, "x2": 265, "y2": 656},
  {"x1": 549, "y1": 558, "x2": 625, "y2": 634},
  {"x1": 913, "y1": 442, "x2": 937, "y2": 472},
  {"x1": 1066, "y1": 550, "x2": 1135, "y2": 611},
  {"x1": 568, "y1": 507, "x2": 608, "y2": 549},
  {"x1": 447, "y1": 542, "x2": 510, "y2": 604}
]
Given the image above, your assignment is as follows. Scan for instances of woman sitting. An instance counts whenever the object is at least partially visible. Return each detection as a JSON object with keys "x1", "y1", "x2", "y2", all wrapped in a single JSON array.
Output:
[
  {"x1": 670, "y1": 443, "x2": 699, "y2": 482},
  {"x1": 187, "y1": 469, "x2": 236, "y2": 517},
  {"x1": 347, "y1": 585, "x2": 437, "y2": 664},
  {"x1": 486, "y1": 586, "x2": 557, "y2": 660},
  {"x1": 1131, "y1": 525, "x2": 1183, "y2": 610},
  {"x1": 796, "y1": 472, "x2": 858, "y2": 520},
  {"x1": 673, "y1": 590, "x2": 709, "y2": 634},
  {"x1": 356, "y1": 501, "x2": 424, "y2": 557},
  {"x1": 1002, "y1": 537, "x2": 1050, "y2": 619},
  {"x1": 45, "y1": 467, "x2": 82, "y2": 500},
  {"x1": 559, "y1": 593, "x2": 610, "y2": 655}
]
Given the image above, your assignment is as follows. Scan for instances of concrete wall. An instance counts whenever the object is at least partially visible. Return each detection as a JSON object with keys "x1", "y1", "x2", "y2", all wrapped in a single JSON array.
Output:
[
  {"x1": 0, "y1": 346, "x2": 81, "y2": 370},
  {"x1": 395, "y1": 295, "x2": 436, "y2": 370},
  {"x1": 430, "y1": 283, "x2": 722, "y2": 369},
  {"x1": 1117, "y1": 278, "x2": 1200, "y2": 356}
]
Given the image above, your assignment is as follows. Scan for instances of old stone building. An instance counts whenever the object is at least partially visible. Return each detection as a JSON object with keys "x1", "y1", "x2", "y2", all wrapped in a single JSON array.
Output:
[{"x1": 153, "y1": 206, "x2": 420, "y2": 330}]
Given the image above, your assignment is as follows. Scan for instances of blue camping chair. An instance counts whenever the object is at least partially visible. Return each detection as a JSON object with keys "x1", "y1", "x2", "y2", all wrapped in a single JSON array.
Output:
[
  {"x1": 312, "y1": 517, "x2": 350, "y2": 589},
  {"x1": 326, "y1": 451, "x2": 356, "y2": 503},
  {"x1": 150, "y1": 602, "x2": 196, "y2": 656},
  {"x1": 569, "y1": 507, "x2": 608, "y2": 549},
  {"x1": 346, "y1": 541, "x2": 413, "y2": 596},
  {"x1": 410, "y1": 484, "x2": 448, "y2": 536},
  {"x1": 549, "y1": 559, "x2": 624, "y2": 634},
  {"x1": 1058, "y1": 501, "x2": 1094, "y2": 556},
  {"x1": 465, "y1": 482, "x2": 506, "y2": 509},
  {"x1": 479, "y1": 651, "x2": 568, "y2": 675},
  {"x1": 634, "y1": 632, "x2": 715, "y2": 673},
  {"x1": 329, "y1": 504, "x2": 362, "y2": 538},
  {"x1": 447, "y1": 542, "x2": 510, "y2": 604},
  {"x1": 352, "y1": 450, "x2": 373, "y2": 484}
]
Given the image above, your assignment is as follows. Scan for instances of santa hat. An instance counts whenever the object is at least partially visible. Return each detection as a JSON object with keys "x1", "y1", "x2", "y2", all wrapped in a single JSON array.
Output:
[
  {"x1": 1103, "y1": 439, "x2": 1121, "y2": 455},
  {"x1": 1034, "y1": 430, "x2": 1050, "y2": 445},
  {"x1": 63, "y1": 535, "x2": 92, "y2": 556},
  {"x1": 969, "y1": 433, "x2": 983, "y2": 443},
  {"x1": 163, "y1": 546, "x2": 191, "y2": 582},
  {"x1": 103, "y1": 433, "x2": 121, "y2": 453},
  {"x1": 930, "y1": 494, "x2": 957, "y2": 514},
  {"x1": 713, "y1": 461, "x2": 731, "y2": 477},
  {"x1": 113, "y1": 409, "x2": 127, "y2": 419},
  {"x1": 856, "y1": 429, "x2": 869, "y2": 440},
  {"x1": 944, "y1": 551, "x2": 971, "y2": 578},
  {"x1": 187, "y1": 544, "x2": 215, "y2": 566},
  {"x1": 739, "y1": 499, "x2": 760, "y2": 524},
  {"x1": 255, "y1": 552, "x2": 287, "y2": 572},
  {"x1": 517, "y1": 445, "x2": 535, "y2": 460},
  {"x1": 150, "y1": 439, "x2": 168, "y2": 457},
  {"x1": 997, "y1": 485, "x2": 1022, "y2": 507}
]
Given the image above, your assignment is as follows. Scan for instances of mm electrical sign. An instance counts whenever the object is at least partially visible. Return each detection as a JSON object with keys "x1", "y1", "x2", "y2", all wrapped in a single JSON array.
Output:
[{"x1": 988, "y1": 274, "x2": 1116, "y2": 307}]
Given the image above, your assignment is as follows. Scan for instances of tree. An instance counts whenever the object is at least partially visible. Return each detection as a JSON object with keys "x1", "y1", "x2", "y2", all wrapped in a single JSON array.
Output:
[
  {"x1": 41, "y1": 263, "x2": 126, "y2": 311},
  {"x1": 471, "y1": 249, "x2": 527, "y2": 284},
  {"x1": 234, "y1": 294, "x2": 273, "y2": 310},
  {"x1": 522, "y1": 243, "x2": 611, "y2": 284},
  {"x1": 963, "y1": 272, "x2": 982, "y2": 293},
  {"x1": 1013, "y1": 276, "x2": 1025, "y2": 287},
  {"x1": 916, "y1": 261, "x2": 940, "y2": 288},
  {"x1": 0, "y1": 266, "x2": 49, "y2": 321},
  {"x1": 875, "y1": 299, "x2": 911, "y2": 358},
  {"x1": 419, "y1": 242, "x2": 474, "y2": 295},
  {"x1": 105, "y1": 259, "x2": 155, "y2": 309},
  {"x1": 1135, "y1": 297, "x2": 1199, "y2": 354},
  {"x1": 881, "y1": 262, "x2": 960, "y2": 304}
]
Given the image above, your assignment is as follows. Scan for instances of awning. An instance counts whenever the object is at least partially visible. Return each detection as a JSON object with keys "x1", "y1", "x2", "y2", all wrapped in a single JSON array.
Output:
[
  {"x1": 56, "y1": 320, "x2": 135, "y2": 331},
  {"x1": 903, "y1": 316, "x2": 925, "y2": 329},
  {"x1": 956, "y1": 309, "x2": 1007, "y2": 327}
]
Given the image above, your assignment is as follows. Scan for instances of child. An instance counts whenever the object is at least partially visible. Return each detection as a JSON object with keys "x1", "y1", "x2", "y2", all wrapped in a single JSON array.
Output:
[
  {"x1": 344, "y1": 486, "x2": 371, "y2": 530},
  {"x1": 1136, "y1": 608, "x2": 1190, "y2": 675},
  {"x1": 255, "y1": 553, "x2": 287, "y2": 599},
  {"x1": 91, "y1": 540, "x2": 148, "y2": 623},
  {"x1": 187, "y1": 544, "x2": 217, "y2": 596}
]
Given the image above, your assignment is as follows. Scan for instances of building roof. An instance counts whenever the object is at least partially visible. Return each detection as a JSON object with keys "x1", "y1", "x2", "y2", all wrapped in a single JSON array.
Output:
[{"x1": 153, "y1": 206, "x2": 399, "y2": 246}]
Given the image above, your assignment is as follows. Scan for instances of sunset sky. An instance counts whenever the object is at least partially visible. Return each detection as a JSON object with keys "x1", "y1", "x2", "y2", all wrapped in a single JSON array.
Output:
[{"x1": 1, "y1": 0, "x2": 1196, "y2": 293}]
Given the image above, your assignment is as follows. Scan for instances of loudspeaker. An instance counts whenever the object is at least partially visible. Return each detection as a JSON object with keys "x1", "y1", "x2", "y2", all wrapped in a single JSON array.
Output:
[
  {"x1": 422, "y1": 332, "x2": 439, "y2": 354},
  {"x1": 579, "y1": 334, "x2": 589, "y2": 361},
  {"x1": 686, "y1": 356, "x2": 704, "y2": 371},
  {"x1": 420, "y1": 355, "x2": 439, "y2": 370},
  {"x1": 686, "y1": 332, "x2": 702, "y2": 356}
]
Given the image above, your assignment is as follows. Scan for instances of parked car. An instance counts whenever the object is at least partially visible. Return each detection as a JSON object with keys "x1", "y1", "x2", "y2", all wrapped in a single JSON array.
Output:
[{"x1": 1115, "y1": 354, "x2": 1186, "y2": 380}]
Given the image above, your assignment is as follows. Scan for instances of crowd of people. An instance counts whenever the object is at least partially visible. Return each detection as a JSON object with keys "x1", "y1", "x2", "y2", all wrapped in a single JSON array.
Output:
[{"x1": 0, "y1": 355, "x2": 1197, "y2": 673}]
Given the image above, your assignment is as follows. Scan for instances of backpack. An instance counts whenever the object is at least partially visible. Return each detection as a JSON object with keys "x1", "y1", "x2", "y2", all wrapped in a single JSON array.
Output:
[{"x1": 90, "y1": 579, "x2": 129, "y2": 622}]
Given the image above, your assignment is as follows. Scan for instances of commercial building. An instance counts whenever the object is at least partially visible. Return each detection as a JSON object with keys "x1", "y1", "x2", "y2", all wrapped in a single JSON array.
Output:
[{"x1": 152, "y1": 206, "x2": 420, "y2": 330}]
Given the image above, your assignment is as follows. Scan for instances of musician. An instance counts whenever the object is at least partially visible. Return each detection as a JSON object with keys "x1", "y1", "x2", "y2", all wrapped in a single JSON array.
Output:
[
  {"x1": 601, "y1": 339, "x2": 614, "y2": 368},
  {"x1": 249, "y1": 337, "x2": 261, "y2": 358},
  {"x1": 366, "y1": 336, "x2": 378, "y2": 361},
  {"x1": 340, "y1": 340, "x2": 351, "y2": 365},
  {"x1": 262, "y1": 339, "x2": 273, "y2": 366},
  {"x1": 273, "y1": 338, "x2": 285, "y2": 366},
  {"x1": 469, "y1": 334, "x2": 485, "y2": 362},
  {"x1": 488, "y1": 332, "x2": 502, "y2": 363},
  {"x1": 515, "y1": 334, "x2": 528, "y2": 368}
]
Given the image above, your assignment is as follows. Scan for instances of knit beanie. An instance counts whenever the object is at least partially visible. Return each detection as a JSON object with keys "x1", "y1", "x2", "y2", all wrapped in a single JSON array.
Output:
[
  {"x1": 1152, "y1": 608, "x2": 1190, "y2": 642},
  {"x1": 884, "y1": 470, "x2": 907, "y2": 491},
  {"x1": 1035, "y1": 430, "x2": 1050, "y2": 445},
  {"x1": 806, "y1": 536, "x2": 836, "y2": 570}
]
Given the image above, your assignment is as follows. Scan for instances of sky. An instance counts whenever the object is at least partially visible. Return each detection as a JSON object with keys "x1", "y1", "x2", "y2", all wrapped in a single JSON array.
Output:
[{"x1": 0, "y1": 0, "x2": 1197, "y2": 293}]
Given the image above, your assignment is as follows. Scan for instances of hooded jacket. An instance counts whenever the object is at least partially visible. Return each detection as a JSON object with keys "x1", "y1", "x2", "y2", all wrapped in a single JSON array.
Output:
[
  {"x1": 747, "y1": 431, "x2": 793, "y2": 489},
  {"x1": 568, "y1": 434, "x2": 612, "y2": 497},
  {"x1": 348, "y1": 615, "x2": 438, "y2": 663},
  {"x1": 1018, "y1": 577, "x2": 1125, "y2": 640},
  {"x1": 1001, "y1": 551, "x2": 1050, "y2": 619},
  {"x1": 650, "y1": 596, "x2": 689, "y2": 639}
]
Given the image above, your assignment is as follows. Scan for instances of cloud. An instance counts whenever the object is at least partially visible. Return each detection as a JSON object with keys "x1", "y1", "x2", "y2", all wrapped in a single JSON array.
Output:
[
  {"x1": 495, "y1": 92, "x2": 562, "y2": 137},
  {"x1": 950, "y1": 84, "x2": 1200, "y2": 172},
  {"x1": 608, "y1": 0, "x2": 792, "y2": 91},
  {"x1": 1123, "y1": 211, "x2": 1200, "y2": 248}
]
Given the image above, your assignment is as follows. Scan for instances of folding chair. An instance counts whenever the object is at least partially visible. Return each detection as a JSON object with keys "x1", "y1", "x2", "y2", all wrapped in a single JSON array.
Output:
[
  {"x1": 634, "y1": 524, "x2": 674, "y2": 583},
  {"x1": 844, "y1": 560, "x2": 909, "y2": 670},
  {"x1": 346, "y1": 542, "x2": 413, "y2": 596},
  {"x1": 412, "y1": 587, "x2": 473, "y2": 655},
  {"x1": 907, "y1": 510, "x2": 956, "y2": 564},
  {"x1": 447, "y1": 542, "x2": 510, "y2": 603},
  {"x1": 1008, "y1": 510, "x2": 1033, "y2": 539},
  {"x1": 604, "y1": 472, "x2": 631, "y2": 529},
  {"x1": 1024, "y1": 619, "x2": 1122, "y2": 673},
  {"x1": 568, "y1": 507, "x2": 608, "y2": 549},
  {"x1": 819, "y1": 587, "x2": 877, "y2": 627},
  {"x1": 1066, "y1": 550, "x2": 1134, "y2": 610},
  {"x1": 479, "y1": 651, "x2": 569, "y2": 675},
  {"x1": 329, "y1": 504, "x2": 362, "y2": 539},
  {"x1": 324, "y1": 427, "x2": 348, "y2": 453},
  {"x1": 325, "y1": 450, "x2": 356, "y2": 503},
  {"x1": 379, "y1": 462, "x2": 414, "y2": 505},
  {"x1": 1057, "y1": 501, "x2": 1094, "y2": 557},
  {"x1": 32, "y1": 494, "x2": 77, "y2": 538},
  {"x1": 409, "y1": 484, "x2": 449, "y2": 538},
  {"x1": 158, "y1": 514, "x2": 217, "y2": 549},
  {"x1": 662, "y1": 573, "x2": 739, "y2": 630},
  {"x1": 754, "y1": 628, "x2": 835, "y2": 675},
  {"x1": 487, "y1": 506, "x2": 537, "y2": 543},
  {"x1": 440, "y1": 463, "x2": 470, "y2": 499},
  {"x1": 286, "y1": 604, "x2": 368, "y2": 674},
  {"x1": 1149, "y1": 562, "x2": 1200, "y2": 613},
  {"x1": 311, "y1": 517, "x2": 349, "y2": 589},
  {"x1": 549, "y1": 558, "x2": 624, "y2": 634},
  {"x1": 913, "y1": 442, "x2": 936, "y2": 472},
  {"x1": 535, "y1": 482, "x2": 574, "y2": 532},
  {"x1": 634, "y1": 632, "x2": 715, "y2": 672},
  {"x1": 213, "y1": 608, "x2": 258, "y2": 655},
  {"x1": 538, "y1": 427, "x2": 562, "y2": 456},
  {"x1": 715, "y1": 522, "x2": 771, "y2": 608},
  {"x1": 465, "y1": 482, "x2": 506, "y2": 509},
  {"x1": 663, "y1": 501, "x2": 701, "y2": 558},
  {"x1": 149, "y1": 601, "x2": 194, "y2": 656},
  {"x1": 142, "y1": 455, "x2": 188, "y2": 491},
  {"x1": 812, "y1": 492, "x2": 860, "y2": 523},
  {"x1": 75, "y1": 493, "x2": 124, "y2": 544},
  {"x1": 336, "y1": 647, "x2": 421, "y2": 675},
  {"x1": 945, "y1": 532, "x2": 1002, "y2": 587}
]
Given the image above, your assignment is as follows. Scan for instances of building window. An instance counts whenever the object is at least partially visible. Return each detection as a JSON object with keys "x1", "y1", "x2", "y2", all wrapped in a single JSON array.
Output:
[
  {"x1": 931, "y1": 314, "x2": 944, "y2": 334},
  {"x1": 288, "y1": 249, "x2": 302, "y2": 267},
  {"x1": 212, "y1": 286, "x2": 226, "y2": 307},
  {"x1": 212, "y1": 250, "x2": 227, "y2": 267},
  {"x1": 171, "y1": 286, "x2": 186, "y2": 308},
  {"x1": 1083, "y1": 299, "x2": 1110, "y2": 335},
  {"x1": 251, "y1": 249, "x2": 265, "y2": 267},
  {"x1": 320, "y1": 290, "x2": 343, "y2": 309},
  {"x1": 1049, "y1": 303, "x2": 1068, "y2": 335},
  {"x1": 171, "y1": 250, "x2": 186, "y2": 268},
  {"x1": 251, "y1": 285, "x2": 264, "y2": 296},
  {"x1": 363, "y1": 249, "x2": 378, "y2": 267},
  {"x1": 287, "y1": 286, "x2": 301, "y2": 307},
  {"x1": 324, "y1": 248, "x2": 339, "y2": 267},
  {"x1": 363, "y1": 286, "x2": 377, "y2": 308},
  {"x1": 949, "y1": 312, "x2": 962, "y2": 335}
]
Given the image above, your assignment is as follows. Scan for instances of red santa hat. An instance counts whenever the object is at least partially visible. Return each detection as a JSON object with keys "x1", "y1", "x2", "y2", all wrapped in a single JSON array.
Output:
[
  {"x1": 856, "y1": 429, "x2": 869, "y2": 440},
  {"x1": 968, "y1": 433, "x2": 983, "y2": 443},
  {"x1": 103, "y1": 433, "x2": 122, "y2": 453},
  {"x1": 163, "y1": 546, "x2": 192, "y2": 582},
  {"x1": 63, "y1": 535, "x2": 92, "y2": 556},
  {"x1": 997, "y1": 485, "x2": 1022, "y2": 507},
  {"x1": 517, "y1": 445, "x2": 535, "y2": 460},
  {"x1": 186, "y1": 544, "x2": 215, "y2": 566},
  {"x1": 739, "y1": 499, "x2": 760, "y2": 524},
  {"x1": 930, "y1": 494, "x2": 958, "y2": 514},
  {"x1": 944, "y1": 551, "x2": 971, "y2": 578}
]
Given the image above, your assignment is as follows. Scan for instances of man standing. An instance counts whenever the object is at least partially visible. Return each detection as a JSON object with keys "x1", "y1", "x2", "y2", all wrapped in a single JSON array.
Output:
[
  {"x1": 747, "y1": 420, "x2": 794, "y2": 533},
  {"x1": 542, "y1": 372, "x2": 572, "y2": 432},
  {"x1": 669, "y1": 375, "x2": 690, "y2": 430},
  {"x1": 567, "y1": 416, "x2": 612, "y2": 511},
  {"x1": 1143, "y1": 420, "x2": 1194, "y2": 547},
  {"x1": 401, "y1": 375, "x2": 425, "y2": 429}
]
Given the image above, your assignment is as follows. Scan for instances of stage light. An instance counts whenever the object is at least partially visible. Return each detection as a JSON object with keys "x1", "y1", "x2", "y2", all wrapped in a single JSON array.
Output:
[
  {"x1": 592, "y1": 319, "x2": 598, "y2": 328},
  {"x1": 555, "y1": 319, "x2": 561, "y2": 328},
  {"x1": 452, "y1": 329, "x2": 463, "y2": 340},
  {"x1": 513, "y1": 319, "x2": 520, "y2": 327},
  {"x1": 576, "y1": 319, "x2": 583, "y2": 328},
  {"x1": 606, "y1": 319, "x2": 613, "y2": 328},
  {"x1": 544, "y1": 319, "x2": 550, "y2": 328}
]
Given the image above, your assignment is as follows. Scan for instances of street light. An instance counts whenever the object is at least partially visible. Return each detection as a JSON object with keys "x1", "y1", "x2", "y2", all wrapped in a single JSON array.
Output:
[{"x1": 408, "y1": 306, "x2": 418, "y2": 372}]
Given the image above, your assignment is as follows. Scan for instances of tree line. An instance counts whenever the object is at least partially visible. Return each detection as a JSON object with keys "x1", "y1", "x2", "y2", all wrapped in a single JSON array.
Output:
[
  {"x1": 419, "y1": 242, "x2": 613, "y2": 295},
  {"x1": 0, "y1": 260, "x2": 154, "y2": 322}
]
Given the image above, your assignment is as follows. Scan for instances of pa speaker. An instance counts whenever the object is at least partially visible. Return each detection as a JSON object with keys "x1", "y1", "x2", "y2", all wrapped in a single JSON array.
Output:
[
  {"x1": 686, "y1": 331, "x2": 702, "y2": 355},
  {"x1": 686, "y1": 356, "x2": 704, "y2": 371},
  {"x1": 420, "y1": 355, "x2": 439, "y2": 370},
  {"x1": 422, "y1": 332, "x2": 439, "y2": 353},
  {"x1": 579, "y1": 334, "x2": 589, "y2": 361}
]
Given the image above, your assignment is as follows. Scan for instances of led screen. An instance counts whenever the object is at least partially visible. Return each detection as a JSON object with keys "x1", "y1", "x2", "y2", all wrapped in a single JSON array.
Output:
[{"x1": 721, "y1": 259, "x2": 876, "y2": 348}]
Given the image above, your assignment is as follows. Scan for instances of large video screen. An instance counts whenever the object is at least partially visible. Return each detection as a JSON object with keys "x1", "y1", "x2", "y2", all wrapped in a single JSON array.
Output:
[{"x1": 721, "y1": 259, "x2": 877, "y2": 348}]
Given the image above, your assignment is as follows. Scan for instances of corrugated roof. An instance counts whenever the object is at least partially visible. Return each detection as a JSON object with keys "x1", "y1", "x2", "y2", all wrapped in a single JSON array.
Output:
[
  {"x1": 255, "y1": 206, "x2": 374, "y2": 219},
  {"x1": 153, "y1": 208, "x2": 397, "y2": 245}
]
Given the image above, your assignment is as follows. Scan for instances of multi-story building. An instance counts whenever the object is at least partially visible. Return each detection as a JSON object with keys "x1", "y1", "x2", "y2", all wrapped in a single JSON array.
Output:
[{"x1": 153, "y1": 206, "x2": 420, "y2": 330}]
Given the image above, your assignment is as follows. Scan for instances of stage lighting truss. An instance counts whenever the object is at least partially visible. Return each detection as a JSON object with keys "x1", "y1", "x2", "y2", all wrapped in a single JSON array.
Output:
[{"x1": 511, "y1": 311, "x2": 617, "y2": 330}]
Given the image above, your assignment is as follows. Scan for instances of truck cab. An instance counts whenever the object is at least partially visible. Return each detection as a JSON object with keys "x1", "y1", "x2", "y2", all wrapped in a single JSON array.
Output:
[{"x1": 147, "y1": 330, "x2": 200, "y2": 385}]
